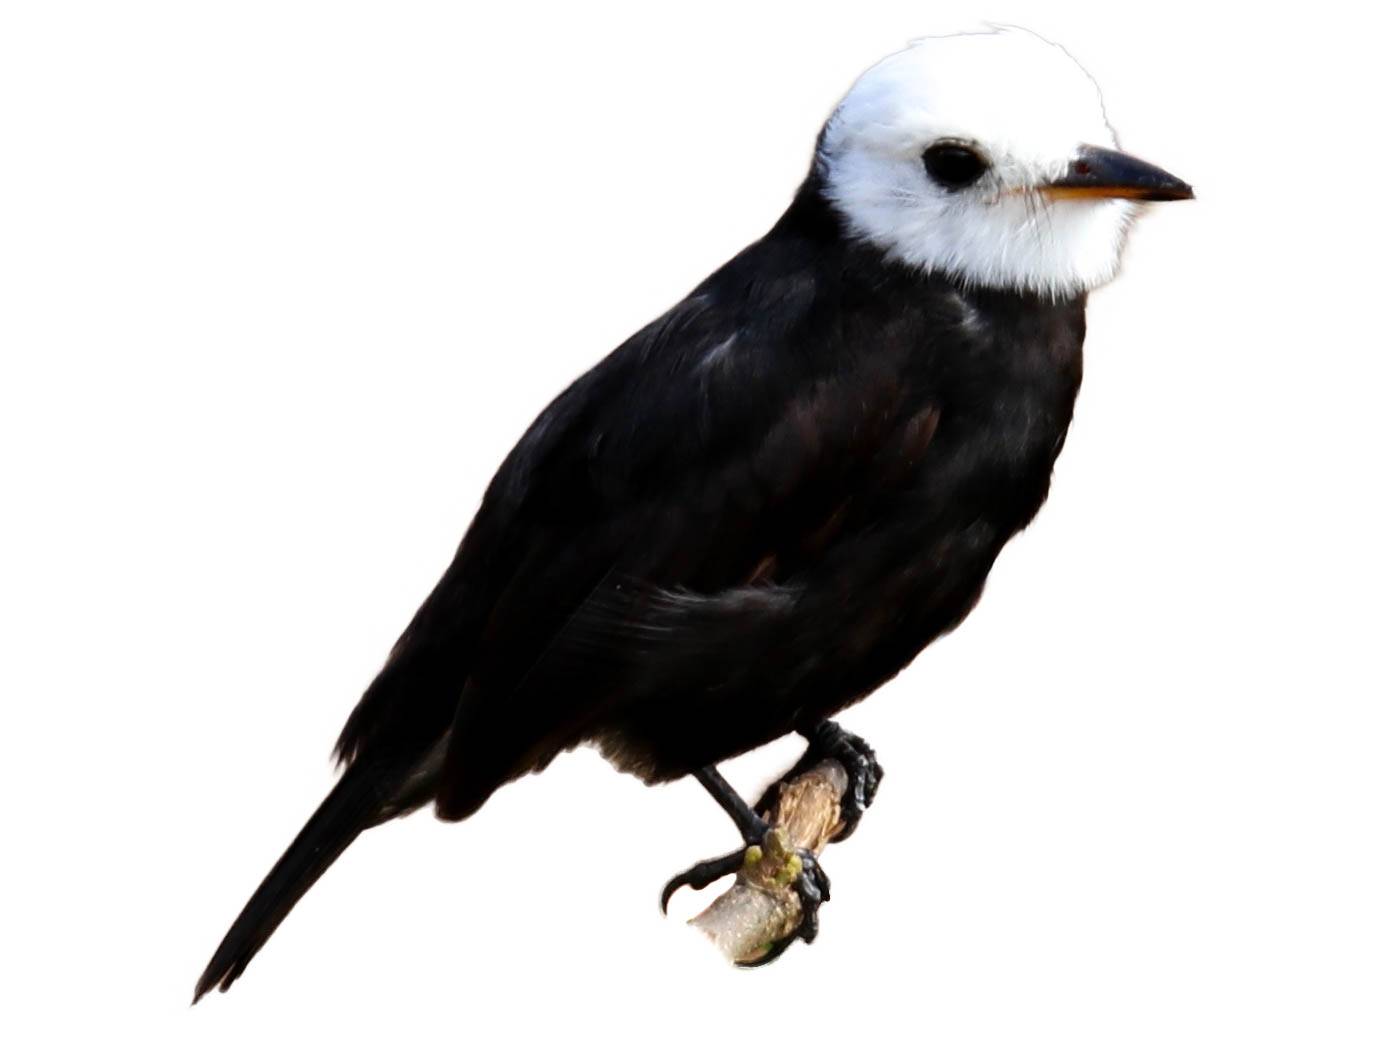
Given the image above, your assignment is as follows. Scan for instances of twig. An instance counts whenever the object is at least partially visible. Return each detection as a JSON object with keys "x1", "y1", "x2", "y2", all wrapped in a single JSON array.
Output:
[{"x1": 687, "y1": 759, "x2": 849, "y2": 964}]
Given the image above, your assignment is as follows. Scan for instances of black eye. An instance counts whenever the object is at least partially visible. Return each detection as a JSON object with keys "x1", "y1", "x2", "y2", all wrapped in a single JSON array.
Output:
[{"x1": 922, "y1": 142, "x2": 988, "y2": 190}]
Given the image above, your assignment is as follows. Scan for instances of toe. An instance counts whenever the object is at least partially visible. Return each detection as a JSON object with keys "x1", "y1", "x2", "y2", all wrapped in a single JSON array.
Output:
[{"x1": 660, "y1": 849, "x2": 748, "y2": 913}]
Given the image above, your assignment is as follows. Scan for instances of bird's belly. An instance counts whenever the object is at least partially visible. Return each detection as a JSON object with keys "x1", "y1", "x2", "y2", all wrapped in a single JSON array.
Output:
[{"x1": 594, "y1": 515, "x2": 1015, "y2": 784}]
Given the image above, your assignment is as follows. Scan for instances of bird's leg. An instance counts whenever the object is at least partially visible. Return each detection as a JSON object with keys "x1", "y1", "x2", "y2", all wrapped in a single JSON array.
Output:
[
  {"x1": 757, "y1": 719, "x2": 884, "y2": 842},
  {"x1": 694, "y1": 764, "x2": 770, "y2": 846},
  {"x1": 661, "y1": 764, "x2": 831, "y2": 957}
]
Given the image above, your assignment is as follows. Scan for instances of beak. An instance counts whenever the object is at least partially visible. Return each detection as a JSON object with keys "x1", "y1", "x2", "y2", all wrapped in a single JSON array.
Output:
[{"x1": 1042, "y1": 145, "x2": 1193, "y2": 202}]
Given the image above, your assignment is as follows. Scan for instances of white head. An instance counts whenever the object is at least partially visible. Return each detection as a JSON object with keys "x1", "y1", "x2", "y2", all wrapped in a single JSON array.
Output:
[{"x1": 818, "y1": 27, "x2": 1191, "y2": 299}]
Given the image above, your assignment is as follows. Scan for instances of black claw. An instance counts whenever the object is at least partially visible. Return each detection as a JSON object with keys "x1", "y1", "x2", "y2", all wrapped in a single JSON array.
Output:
[
  {"x1": 801, "y1": 850, "x2": 832, "y2": 905},
  {"x1": 762, "y1": 720, "x2": 885, "y2": 842},
  {"x1": 670, "y1": 731, "x2": 870, "y2": 965},
  {"x1": 663, "y1": 841, "x2": 832, "y2": 965},
  {"x1": 832, "y1": 727, "x2": 884, "y2": 841},
  {"x1": 792, "y1": 848, "x2": 830, "y2": 943},
  {"x1": 660, "y1": 848, "x2": 747, "y2": 914},
  {"x1": 734, "y1": 848, "x2": 831, "y2": 965},
  {"x1": 736, "y1": 933, "x2": 798, "y2": 968}
]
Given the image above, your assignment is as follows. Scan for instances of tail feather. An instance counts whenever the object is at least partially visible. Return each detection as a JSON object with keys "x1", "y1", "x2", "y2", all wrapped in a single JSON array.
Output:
[{"x1": 193, "y1": 762, "x2": 387, "y2": 1002}]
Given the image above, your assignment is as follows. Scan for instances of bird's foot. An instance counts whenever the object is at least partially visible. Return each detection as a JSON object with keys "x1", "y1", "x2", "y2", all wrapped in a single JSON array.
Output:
[
  {"x1": 816, "y1": 722, "x2": 884, "y2": 841},
  {"x1": 736, "y1": 841, "x2": 831, "y2": 966},
  {"x1": 660, "y1": 827, "x2": 831, "y2": 965},
  {"x1": 660, "y1": 847, "x2": 749, "y2": 914},
  {"x1": 759, "y1": 720, "x2": 884, "y2": 842}
]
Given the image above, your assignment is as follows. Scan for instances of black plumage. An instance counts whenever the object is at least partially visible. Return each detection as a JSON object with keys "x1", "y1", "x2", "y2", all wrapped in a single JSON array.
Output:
[{"x1": 195, "y1": 168, "x2": 1088, "y2": 999}]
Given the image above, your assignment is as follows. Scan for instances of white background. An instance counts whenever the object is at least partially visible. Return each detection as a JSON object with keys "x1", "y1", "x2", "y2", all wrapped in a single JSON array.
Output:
[{"x1": 3, "y1": 2, "x2": 1389, "y2": 1042}]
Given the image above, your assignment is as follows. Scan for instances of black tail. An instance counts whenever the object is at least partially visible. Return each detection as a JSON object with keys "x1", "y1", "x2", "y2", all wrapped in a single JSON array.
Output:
[{"x1": 193, "y1": 762, "x2": 387, "y2": 1002}]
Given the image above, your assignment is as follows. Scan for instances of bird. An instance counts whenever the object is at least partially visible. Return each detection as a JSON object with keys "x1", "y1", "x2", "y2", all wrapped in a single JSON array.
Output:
[{"x1": 194, "y1": 25, "x2": 1191, "y2": 999}]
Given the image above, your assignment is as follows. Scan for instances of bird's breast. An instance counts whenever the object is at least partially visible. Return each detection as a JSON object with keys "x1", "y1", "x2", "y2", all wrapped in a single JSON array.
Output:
[{"x1": 849, "y1": 291, "x2": 1087, "y2": 585}]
